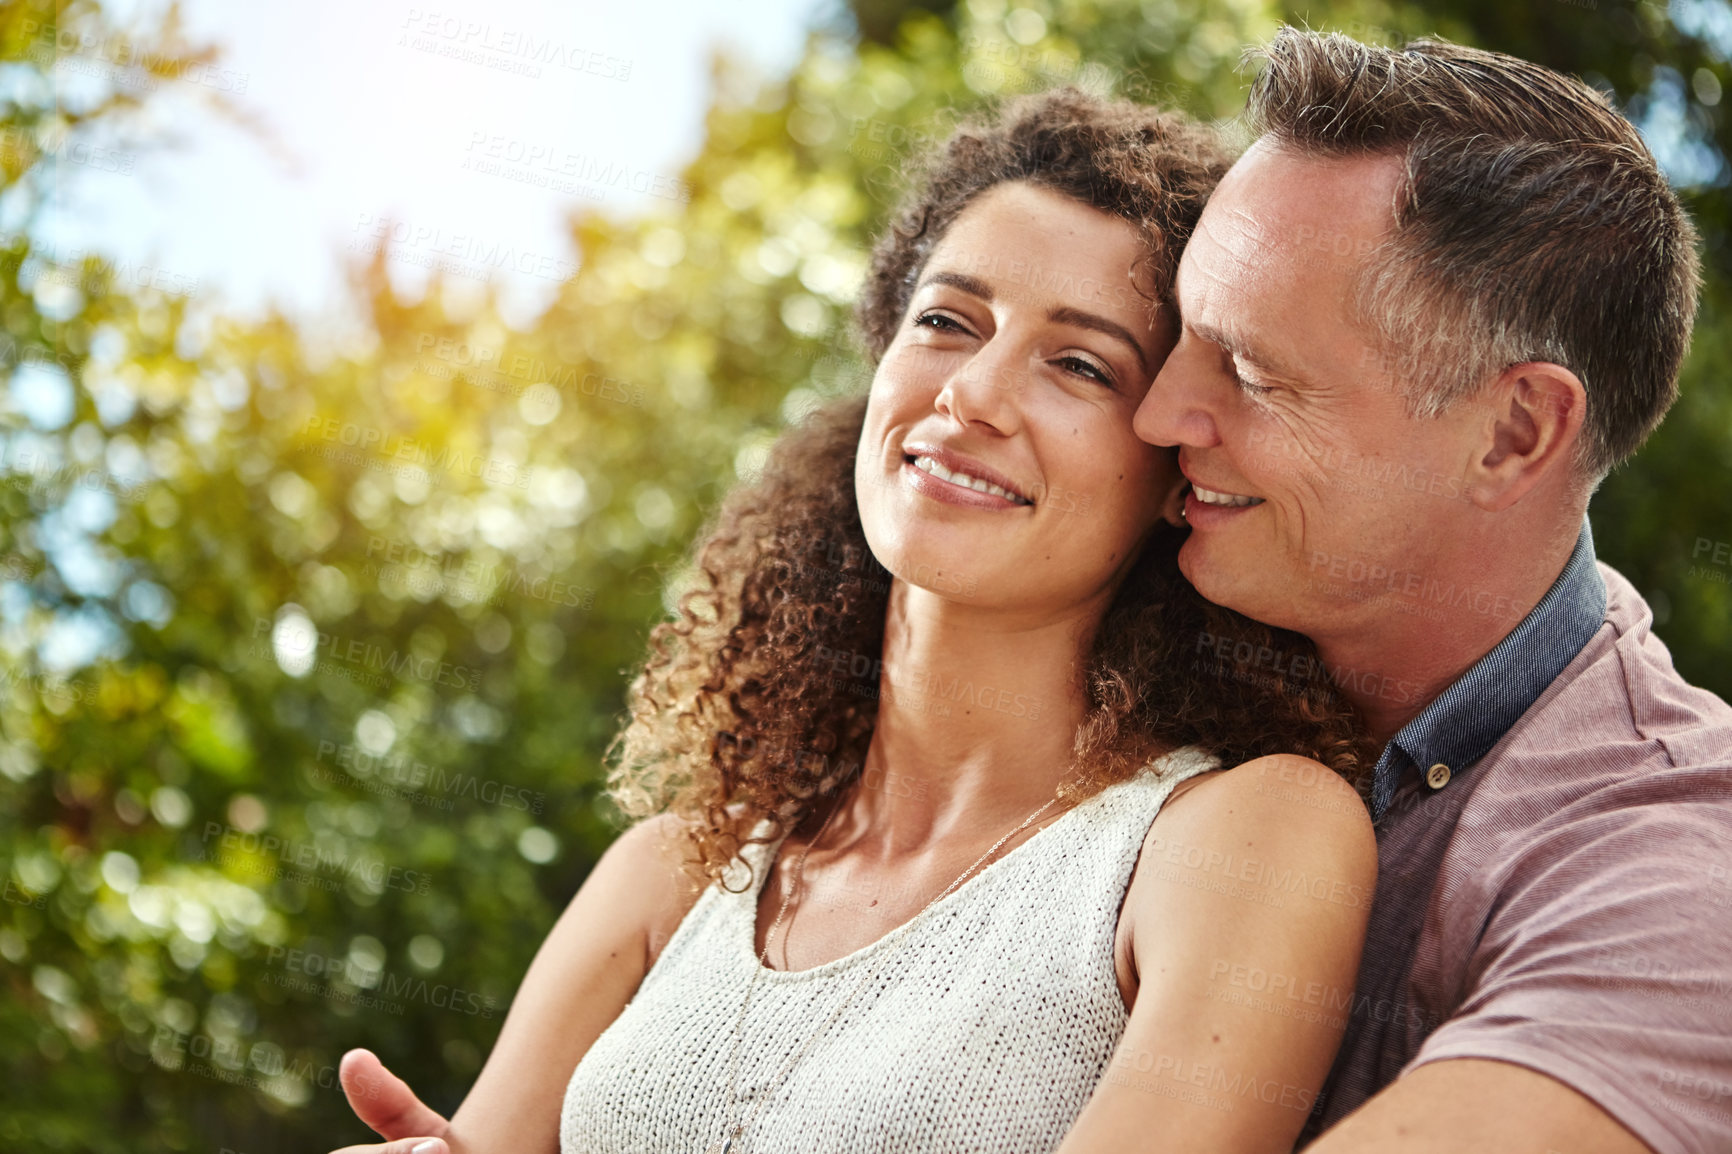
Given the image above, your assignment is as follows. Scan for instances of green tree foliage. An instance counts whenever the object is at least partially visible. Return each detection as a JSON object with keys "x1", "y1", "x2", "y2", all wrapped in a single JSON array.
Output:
[{"x1": 1, "y1": 0, "x2": 1727, "y2": 1149}]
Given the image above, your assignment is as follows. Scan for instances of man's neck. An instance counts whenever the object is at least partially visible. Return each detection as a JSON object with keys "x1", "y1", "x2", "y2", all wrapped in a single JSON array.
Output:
[{"x1": 1314, "y1": 518, "x2": 1585, "y2": 744}]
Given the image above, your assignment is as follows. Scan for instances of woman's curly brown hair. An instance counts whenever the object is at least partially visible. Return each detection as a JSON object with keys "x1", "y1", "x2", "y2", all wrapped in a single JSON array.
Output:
[{"x1": 607, "y1": 87, "x2": 1374, "y2": 890}]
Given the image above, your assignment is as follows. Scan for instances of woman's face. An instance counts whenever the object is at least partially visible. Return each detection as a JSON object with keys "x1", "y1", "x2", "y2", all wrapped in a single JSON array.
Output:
[{"x1": 857, "y1": 180, "x2": 1188, "y2": 618}]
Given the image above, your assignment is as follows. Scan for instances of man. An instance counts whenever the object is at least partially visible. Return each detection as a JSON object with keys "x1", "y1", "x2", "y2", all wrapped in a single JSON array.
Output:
[{"x1": 1134, "y1": 27, "x2": 1732, "y2": 1154}]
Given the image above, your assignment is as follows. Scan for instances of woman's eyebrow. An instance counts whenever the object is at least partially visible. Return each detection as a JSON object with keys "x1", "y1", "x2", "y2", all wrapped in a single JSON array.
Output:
[
  {"x1": 917, "y1": 271, "x2": 1150, "y2": 373},
  {"x1": 1048, "y1": 306, "x2": 1149, "y2": 374},
  {"x1": 916, "y1": 270, "x2": 994, "y2": 300}
]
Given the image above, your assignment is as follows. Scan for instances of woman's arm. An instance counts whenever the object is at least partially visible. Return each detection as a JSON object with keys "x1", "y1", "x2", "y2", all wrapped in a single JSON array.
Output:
[
  {"x1": 1059, "y1": 754, "x2": 1378, "y2": 1154},
  {"x1": 329, "y1": 812, "x2": 707, "y2": 1154}
]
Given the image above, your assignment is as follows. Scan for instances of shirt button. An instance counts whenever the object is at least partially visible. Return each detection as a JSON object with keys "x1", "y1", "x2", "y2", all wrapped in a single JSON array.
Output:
[{"x1": 1425, "y1": 763, "x2": 1452, "y2": 790}]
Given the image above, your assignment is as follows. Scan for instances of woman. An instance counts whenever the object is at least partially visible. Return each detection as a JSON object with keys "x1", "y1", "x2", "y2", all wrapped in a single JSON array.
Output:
[{"x1": 332, "y1": 88, "x2": 1376, "y2": 1154}]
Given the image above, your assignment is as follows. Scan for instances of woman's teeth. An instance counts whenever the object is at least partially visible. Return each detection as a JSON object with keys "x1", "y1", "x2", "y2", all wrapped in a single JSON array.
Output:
[
  {"x1": 1191, "y1": 484, "x2": 1264, "y2": 508},
  {"x1": 912, "y1": 456, "x2": 1031, "y2": 505}
]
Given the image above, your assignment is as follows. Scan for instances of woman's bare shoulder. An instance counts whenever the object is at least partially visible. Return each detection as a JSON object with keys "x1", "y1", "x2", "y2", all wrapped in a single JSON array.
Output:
[
  {"x1": 1159, "y1": 754, "x2": 1370, "y2": 829},
  {"x1": 596, "y1": 813, "x2": 711, "y2": 969},
  {"x1": 1134, "y1": 754, "x2": 1376, "y2": 892}
]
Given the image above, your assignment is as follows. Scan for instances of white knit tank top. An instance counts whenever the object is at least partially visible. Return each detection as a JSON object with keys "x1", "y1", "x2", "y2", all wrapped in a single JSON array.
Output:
[{"x1": 559, "y1": 745, "x2": 1220, "y2": 1154}]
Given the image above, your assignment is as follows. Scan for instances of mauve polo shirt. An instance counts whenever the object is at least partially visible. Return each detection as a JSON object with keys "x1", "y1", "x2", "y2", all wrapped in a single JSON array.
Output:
[{"x1": 1298, "y1": 519, "x2": 1732, "y2": 1154}]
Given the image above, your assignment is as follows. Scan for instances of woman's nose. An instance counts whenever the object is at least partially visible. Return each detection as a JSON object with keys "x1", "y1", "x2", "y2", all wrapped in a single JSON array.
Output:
[{"x1": 934, "y1": 341, "x2": 1024, "y2": 434}]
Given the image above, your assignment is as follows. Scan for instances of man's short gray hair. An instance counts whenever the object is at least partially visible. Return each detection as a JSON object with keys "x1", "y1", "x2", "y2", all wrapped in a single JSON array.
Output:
[{"x1": 1245, "y1": 28, "x2": 1701, "y2": 480}]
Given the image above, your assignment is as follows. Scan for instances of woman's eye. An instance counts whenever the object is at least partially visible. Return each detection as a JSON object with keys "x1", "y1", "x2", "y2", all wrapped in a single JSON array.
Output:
[
  {"x1": 914, "y1": 311, "x2": 969, "y2": 334},
  {"x1": 1056, "y1": 355, "x2": 1113, "y2": 386}
]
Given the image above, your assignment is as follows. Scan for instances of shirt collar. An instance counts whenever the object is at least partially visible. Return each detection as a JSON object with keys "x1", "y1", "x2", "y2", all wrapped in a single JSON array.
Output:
[{"x1": 1368, "y1": 517, "x2": 1607, "y2": 822}]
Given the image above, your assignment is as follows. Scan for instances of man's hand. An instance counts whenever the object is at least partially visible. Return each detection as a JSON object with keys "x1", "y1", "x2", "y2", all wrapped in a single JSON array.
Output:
[{"x1": 326, "y1": 1048, "x2": 453, "y2": 1154}]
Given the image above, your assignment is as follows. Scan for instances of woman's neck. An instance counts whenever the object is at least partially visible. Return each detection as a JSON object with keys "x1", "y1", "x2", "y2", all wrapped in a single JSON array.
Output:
[{"x1": 835, "y1": 580, "x2": 1103, "y2": 861}]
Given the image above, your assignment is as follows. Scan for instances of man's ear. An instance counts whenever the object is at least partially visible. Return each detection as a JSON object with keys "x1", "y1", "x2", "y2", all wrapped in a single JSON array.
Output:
[{"x1": 1464, "y1": 361, "x2": 1586, "y2": 513}]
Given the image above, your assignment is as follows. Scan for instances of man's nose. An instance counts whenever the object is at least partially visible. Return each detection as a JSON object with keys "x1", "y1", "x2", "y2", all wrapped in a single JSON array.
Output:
[{"x1": 1135, "y1": 341, "x2": 1218, "y2": 449}]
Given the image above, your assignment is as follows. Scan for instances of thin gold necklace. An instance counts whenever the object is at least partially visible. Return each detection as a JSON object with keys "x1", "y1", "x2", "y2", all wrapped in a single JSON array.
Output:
[{"x1": 704, "y1": 781, "x2": 1066, "y2": 1154}]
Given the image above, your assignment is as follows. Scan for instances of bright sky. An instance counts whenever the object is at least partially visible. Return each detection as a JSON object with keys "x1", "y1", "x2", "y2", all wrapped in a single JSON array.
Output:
[
  {"x1": 50, "y1": 0, "x2": 822, "y2": 329},
  {"x1": 43, "y1": 0, "x2": 1724, "y2": 336}
]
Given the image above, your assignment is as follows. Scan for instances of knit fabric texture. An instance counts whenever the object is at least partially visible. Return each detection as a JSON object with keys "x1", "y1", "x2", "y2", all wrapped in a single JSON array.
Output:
[{"x1": 560, "y1": 744, "x2": 1221, "y2": 1153}]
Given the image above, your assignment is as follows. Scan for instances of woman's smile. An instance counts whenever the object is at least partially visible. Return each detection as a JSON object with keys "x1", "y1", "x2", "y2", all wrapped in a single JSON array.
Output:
[
  {"x1": 901, "y1": 444, "x2": 1036, "y2": 509},
  {"x1": 856, "y1": 180, "x2": 1187, "y2": 612}
]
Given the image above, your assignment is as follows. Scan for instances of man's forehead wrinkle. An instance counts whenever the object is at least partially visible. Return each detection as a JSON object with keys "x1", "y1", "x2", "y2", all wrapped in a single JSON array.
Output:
[
  {"x1": 1195, "y1": 200, "x2": 1280, "y2": 272},
  {"x1": 1184, "y1": 203, "x2": 1286, "y2": 357}
]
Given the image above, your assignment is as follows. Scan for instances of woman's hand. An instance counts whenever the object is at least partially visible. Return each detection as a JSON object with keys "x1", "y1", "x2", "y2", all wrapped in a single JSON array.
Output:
[
  {"x1": 323, "y1": 815, "x2": 699, "y2": 1154},
  {"x1": 327, "y1": 1048, "x2": 453, "y2": 1154}
]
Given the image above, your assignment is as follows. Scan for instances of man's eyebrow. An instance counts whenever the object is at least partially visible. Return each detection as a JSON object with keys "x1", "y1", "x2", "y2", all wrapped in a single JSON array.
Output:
[
  {"x1": 1189, "y1": 320, "x2": 1294, "y2": 379},
  {"x1": 1048, "y1": 306, "x2": 1149, "y2": 374}
]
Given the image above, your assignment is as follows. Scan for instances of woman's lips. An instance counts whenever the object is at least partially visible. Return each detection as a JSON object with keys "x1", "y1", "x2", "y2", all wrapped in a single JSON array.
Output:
[
  {"x1": 900, "y1": 456, "x2": 1031, "y2": 509},
  {"x1": 901, "y1": 444, "x2": 1033, "y2": 503}
]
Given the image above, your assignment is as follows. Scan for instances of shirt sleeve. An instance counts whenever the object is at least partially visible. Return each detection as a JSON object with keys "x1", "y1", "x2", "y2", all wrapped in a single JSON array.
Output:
[{"x1": 1405, "y1": 795, "x2": 1732, "y2": 1154}]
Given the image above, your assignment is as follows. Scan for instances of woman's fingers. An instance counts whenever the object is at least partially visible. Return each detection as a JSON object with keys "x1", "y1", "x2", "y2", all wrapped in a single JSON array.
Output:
[
  {"x1": 326, "y1": 1139, "x2": 450, "y2": 1154},
  {"x1": 339, "y1": 1048, "x2": 451, "y2": 1141}
]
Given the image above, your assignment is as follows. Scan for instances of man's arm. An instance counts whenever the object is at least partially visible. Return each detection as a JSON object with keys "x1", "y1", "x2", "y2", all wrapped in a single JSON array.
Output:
[
  {"x1": 1303, "y1": 787, "x2": 1732, "y2": 1154},
  {"x1": 1302, "y1": 1058, "x2": 1652, "y2": 1154}
]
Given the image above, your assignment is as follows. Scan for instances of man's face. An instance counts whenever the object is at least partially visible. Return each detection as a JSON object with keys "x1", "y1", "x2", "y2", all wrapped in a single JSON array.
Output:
[{"x1": 1134, "y1": 141, "x2": 1487, "y2": 642}]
